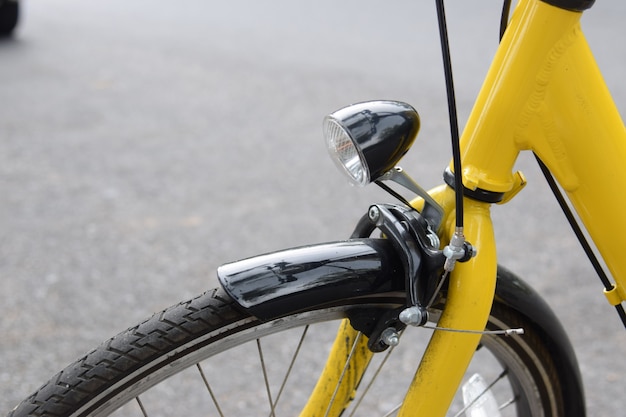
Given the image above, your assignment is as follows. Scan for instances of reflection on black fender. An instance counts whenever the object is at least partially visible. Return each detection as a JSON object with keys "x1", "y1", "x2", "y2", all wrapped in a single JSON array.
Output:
[{"x1": 217, "y1": 239, "x2": 404, "y2": 320}]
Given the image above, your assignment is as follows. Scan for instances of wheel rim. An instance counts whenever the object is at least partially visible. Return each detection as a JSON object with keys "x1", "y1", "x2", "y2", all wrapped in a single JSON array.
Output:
[{"x1": 73, "y1": 304, "x2": 557, "y2": 417}]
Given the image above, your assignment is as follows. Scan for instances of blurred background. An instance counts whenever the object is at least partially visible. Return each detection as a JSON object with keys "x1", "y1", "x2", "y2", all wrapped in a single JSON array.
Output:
[{"x1": 1, "y1": 0, "x2": 624, "y2": 414}]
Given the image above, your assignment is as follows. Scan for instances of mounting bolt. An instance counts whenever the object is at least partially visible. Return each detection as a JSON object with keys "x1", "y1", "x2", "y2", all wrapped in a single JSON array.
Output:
[
  {"x1": 380, "y1": 327, "x2": 400, "y2": 347},
  {"x1": 368, "y1": 206, "x2": 381, "y2": 222}
]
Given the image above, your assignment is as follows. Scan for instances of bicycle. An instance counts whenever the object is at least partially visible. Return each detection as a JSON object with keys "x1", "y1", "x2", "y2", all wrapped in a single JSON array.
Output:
[{"x1": 6, "y1": 0, "x2": 626, "y2": 415}]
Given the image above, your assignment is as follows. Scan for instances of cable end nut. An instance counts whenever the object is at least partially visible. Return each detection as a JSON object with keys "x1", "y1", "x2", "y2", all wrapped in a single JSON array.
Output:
[{"x1": 399, "y1": 306, "x2": 428, "y2": 326}]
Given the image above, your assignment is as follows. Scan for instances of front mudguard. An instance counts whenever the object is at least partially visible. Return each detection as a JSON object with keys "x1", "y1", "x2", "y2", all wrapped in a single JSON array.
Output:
[
  {"x1": 217, "y1": 239, "x2": 585, "y2": 413},
  {"x1": 217, "y1": 239, "x2": 405, "y2": 320}
]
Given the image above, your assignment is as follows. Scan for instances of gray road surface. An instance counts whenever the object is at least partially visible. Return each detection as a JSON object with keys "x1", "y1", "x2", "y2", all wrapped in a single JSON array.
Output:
[{"x1": 1, "y1": 0, "x2": 625, "y2": 415}]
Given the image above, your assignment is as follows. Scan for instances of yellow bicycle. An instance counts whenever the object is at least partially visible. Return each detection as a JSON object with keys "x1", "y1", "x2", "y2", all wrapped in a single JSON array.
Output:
[{"x1": 9, "y1": 0, "x2": 625, "y2": 416}]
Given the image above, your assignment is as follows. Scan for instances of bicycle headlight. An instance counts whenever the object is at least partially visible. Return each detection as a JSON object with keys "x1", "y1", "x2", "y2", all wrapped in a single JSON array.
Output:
[{"x1": 323, "y1": 100, "x2": 420, "y2": 186}]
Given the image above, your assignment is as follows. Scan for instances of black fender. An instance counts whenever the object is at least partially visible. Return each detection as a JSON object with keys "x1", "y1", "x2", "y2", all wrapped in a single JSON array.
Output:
[
  {"x1": 217, "y1": 239, "x2": 405, "y2": 320},
  {"x1": 217, "y1": 238, "x2": 584, "y2": 412}
]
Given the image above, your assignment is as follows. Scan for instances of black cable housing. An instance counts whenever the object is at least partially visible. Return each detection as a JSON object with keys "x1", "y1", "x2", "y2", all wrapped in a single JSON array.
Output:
[
  {"x1": 435, "y1": 0, "x2": 464, "y2": 229},
  {"x1": 534, "y1": 155, "x2": 626, "y2": 327},
  {"x1": 500, "y1": 0, "x2": 512, "y2": 40}
]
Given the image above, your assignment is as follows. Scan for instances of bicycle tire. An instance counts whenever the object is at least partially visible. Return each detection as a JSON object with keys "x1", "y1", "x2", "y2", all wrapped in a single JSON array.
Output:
[{"x1": 8, "y1": 286, "x2": 575, "y2": 416}]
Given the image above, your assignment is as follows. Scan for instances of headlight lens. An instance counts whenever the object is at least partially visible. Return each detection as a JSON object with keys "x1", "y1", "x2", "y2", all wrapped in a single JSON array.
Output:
[
  {"x1": 323, "y1": 100, "x2": 420, "y2": 186},
  {"x1": 323, "y1": 117, "x2": 370, "y2": 186}
]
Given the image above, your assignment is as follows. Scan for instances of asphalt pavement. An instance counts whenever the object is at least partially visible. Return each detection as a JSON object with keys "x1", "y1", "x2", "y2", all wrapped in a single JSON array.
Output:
[{"x1": 1, "y1": 0, "x2": 625, "y2": 415}]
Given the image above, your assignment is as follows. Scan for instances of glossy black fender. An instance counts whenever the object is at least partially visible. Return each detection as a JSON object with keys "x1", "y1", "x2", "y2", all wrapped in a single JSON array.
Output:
[
  {"x1": 217, "y1": 239, "x2": 405, "y2": 320},
  {"x1": 218, "y1": 239, "x2": 584, "y2": 412}
]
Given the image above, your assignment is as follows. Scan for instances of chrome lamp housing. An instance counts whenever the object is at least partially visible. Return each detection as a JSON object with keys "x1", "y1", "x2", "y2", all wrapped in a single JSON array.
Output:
[{"x1": 323, "y1": 100, "x2": 420, "y2": 186}]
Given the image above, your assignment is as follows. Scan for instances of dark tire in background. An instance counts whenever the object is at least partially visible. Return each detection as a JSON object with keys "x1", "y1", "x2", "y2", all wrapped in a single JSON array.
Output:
[{"x1": 0, "y1": 0, "x2": 18, "y2": 36}]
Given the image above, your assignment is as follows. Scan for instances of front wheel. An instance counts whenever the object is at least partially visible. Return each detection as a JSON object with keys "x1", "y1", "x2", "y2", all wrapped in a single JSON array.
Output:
[{"x1": 9, "y1": 286, "x2": 579, "y2": 416}]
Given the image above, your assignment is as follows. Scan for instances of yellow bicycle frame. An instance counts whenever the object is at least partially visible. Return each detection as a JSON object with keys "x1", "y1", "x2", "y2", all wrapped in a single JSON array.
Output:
[{"x1": 303, "y1": 0, "x2": 626, "y2": 415}]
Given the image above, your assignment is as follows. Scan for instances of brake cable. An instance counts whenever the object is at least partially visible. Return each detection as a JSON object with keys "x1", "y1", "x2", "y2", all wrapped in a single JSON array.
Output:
[
  {"x1": 500, "y1": 0, "x2": 512, "y2": 40},
  {"x1": 435, "y1": 0, "x2": 462, "y2": 230},
  {"x1": 497, "y1": 0, "x2": 626, "y2": 326},
  {"x1": 535, "y1": 157, "x2": 626, "y2": 327},
  {"x1": 435, "y1": 0, "x2": 475, "y2": 273}
]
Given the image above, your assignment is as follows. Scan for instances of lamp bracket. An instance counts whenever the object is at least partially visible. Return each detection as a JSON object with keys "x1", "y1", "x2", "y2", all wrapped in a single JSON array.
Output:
[{"x1": 379, "y1": 167, "x2": 444, "y2": 231}]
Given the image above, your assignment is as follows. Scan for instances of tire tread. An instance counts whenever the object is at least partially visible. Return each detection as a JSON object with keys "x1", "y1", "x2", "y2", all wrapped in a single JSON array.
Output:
[{"x1": 8, "y1": 288, "x2": 245, "y2": 417}]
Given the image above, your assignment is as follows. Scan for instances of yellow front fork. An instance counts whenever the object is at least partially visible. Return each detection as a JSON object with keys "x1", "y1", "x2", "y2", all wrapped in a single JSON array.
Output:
[{"x1": 398, "y1": 187, "x2": 497, "y2": 415}]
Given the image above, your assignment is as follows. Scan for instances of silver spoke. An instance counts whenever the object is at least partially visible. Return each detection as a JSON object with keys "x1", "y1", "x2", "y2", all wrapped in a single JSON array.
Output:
[
  {"x1": 324, "y1": 331, "x2": 364, "y2": 417},
  {"x1": 257, "y1": 339, "x2": 277, "y2": 417},
  {"x1": 348, "y1": 344, "x2": 398, "y2": 417},
  {"x1": 135, "y1": 396, "x2": 148, "y2": 417},
  {"x1": 381, "y1": 403, "x2": 402, "y2": 417},
  {"x1": 197, "y1": 363, "x2": 225, "y2": 417},
  {"x1": 266, "y1": 325, "x2": 310, "y2": 417},
  {"x1": 498, "y1": 395, "x2": 517, "y2": 410},
  {"x1": 453, "y1": 369, "x2": 509, "y2": 417}
]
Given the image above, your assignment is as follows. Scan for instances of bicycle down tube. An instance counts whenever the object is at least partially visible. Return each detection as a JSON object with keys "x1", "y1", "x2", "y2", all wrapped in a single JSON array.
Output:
[{"x1": 301, "y1": 0, "x2": 626, "y2": 415}]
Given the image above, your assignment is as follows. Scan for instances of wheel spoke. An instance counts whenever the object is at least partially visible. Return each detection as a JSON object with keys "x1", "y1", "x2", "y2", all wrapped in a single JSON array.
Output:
[
  {"x1": 453, "y1": 369, "x2": 509, "y2": 417},
  {"x1": 324, "y1": 331, "x2": 364, "y2": 417},
  {"x1": 381, "y1": 403, "x2": 402, "y2": 417},
  {"x1": 196, "y1": 363, "x2": 225, "y2": 417},
  {"x1": 257, "y1": 339, "x2": 277, "y2": 417},
  {"x1": 348, "y1": 344, "x2": 397, "y2": 417},
  {"x1": 499, "y1": 395, "x2": 517, "y2": 410},
  {"x1": 266, "y1": 325, "x2": 310, "y2": 417},
  {"x1": 135, "y1": 396, "x2": 149, "y2": 417}
]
